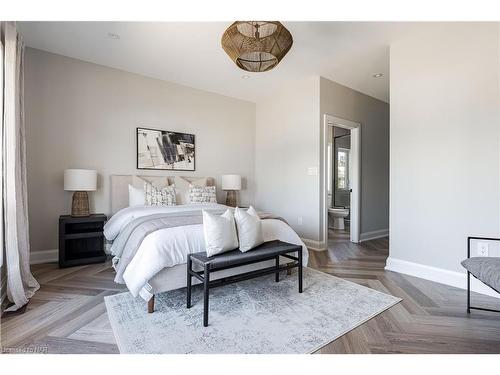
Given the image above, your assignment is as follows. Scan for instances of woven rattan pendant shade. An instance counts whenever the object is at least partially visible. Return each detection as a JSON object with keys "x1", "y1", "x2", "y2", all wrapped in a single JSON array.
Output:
[{"x1": 221, "y1": 21, "x2": 293, "y2": 72}]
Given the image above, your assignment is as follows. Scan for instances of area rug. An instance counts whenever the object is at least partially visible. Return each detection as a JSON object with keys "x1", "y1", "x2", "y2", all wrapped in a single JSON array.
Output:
[{"x1": 105, "y1": 267, "x2": 401, "y2": 353}]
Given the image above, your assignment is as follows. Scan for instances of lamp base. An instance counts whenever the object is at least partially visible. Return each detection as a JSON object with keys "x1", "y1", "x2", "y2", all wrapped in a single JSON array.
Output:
[
  {"x1": 71, "y1": 191, "x2": 90, "y2": 217},
  {"x1": 225, "y1": 190, "x2": 237, "y2": 207}
]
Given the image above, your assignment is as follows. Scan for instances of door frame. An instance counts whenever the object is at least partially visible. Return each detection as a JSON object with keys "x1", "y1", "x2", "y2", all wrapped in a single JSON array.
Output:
[{"x1": 322, "y1": 114, "x2": 361, "y2": 244}]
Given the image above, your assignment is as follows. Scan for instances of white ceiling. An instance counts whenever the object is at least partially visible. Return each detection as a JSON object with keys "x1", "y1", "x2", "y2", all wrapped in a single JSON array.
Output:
[{"x1": 18, "y1": 22, "x2": 424, "y2": 103}]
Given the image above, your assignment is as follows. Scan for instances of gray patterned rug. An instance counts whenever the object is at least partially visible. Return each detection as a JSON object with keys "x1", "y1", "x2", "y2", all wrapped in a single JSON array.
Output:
[{"x1": 105, "y1": 267, "x2": 401, "y2": 353}]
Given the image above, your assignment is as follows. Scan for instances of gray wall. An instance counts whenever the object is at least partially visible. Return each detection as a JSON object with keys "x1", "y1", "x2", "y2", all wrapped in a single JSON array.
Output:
[
  {"x1": 255, "y1": 76, "x2": 389, "y2": 245},
  {"x1": 389, "y1": 23, "x2": 500, "y2": 273},
  {"x1": 255, "y1": 77, "x2": 321, "y2": 242},
  {"x1": 320, "y1": 77, "x2": 390, "y2": 240},
  {"x1": 25, "y1": 48, "x2": 256, "y2": 252},
  {"x1": 24, "y1": 50, "x2": 390, "y2": 252}
]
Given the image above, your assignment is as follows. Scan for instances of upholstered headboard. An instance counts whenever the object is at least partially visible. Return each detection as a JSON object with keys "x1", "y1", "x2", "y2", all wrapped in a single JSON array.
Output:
[{"x1": 110, "y1": 175, "x2": 215, "y2": 215}]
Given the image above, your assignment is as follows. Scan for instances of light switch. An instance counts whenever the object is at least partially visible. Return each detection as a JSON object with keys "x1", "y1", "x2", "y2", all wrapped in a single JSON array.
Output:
[{"x1": 307, "y1": 167, "x2": 318, "y2": 176}]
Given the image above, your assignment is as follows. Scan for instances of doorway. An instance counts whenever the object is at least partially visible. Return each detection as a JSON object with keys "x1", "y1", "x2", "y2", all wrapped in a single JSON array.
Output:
[{"x1": 322, "y1": 114, "x2": 361, "y2": 244}]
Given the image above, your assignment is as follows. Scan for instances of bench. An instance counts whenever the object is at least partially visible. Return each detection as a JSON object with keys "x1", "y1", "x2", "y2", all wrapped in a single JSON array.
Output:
[{"x1": 187, "y1": 240, "x2": 303, "y2": 327}]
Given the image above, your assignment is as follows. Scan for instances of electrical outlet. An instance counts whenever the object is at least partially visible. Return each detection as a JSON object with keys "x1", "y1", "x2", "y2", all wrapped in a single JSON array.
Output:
[
  {"x1": 297, "y1": 216, "x2": 303, "y2": 225},
  {"x1": 477, "y1": 242, "x2": 489, "y2": 257}
]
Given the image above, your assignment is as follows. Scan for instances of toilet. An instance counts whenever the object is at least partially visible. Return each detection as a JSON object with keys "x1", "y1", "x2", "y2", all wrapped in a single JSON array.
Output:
[{"x1": 328, "y1": 207, "x2": 349, "y2": 230}]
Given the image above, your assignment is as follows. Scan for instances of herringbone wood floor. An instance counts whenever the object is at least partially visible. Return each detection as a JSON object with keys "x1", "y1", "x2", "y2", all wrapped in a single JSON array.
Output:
[{"x1": 1, "y1": 230, "x2": 500, "y2": 354}]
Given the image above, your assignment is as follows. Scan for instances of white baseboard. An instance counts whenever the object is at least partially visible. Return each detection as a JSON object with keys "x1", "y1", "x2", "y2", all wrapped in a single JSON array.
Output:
[
  {"x1": 385, "y1": 257, "x2": 500, "y2": 299},
  {"x1": 360, "y1": 228, "x2": 389, "y2": 242},
  {"x1": 30, "y1": 249, "x2": 58, "y2": 265},
  {"x1": 301, "y1": 238, "x2": 327, "y2": 251}
]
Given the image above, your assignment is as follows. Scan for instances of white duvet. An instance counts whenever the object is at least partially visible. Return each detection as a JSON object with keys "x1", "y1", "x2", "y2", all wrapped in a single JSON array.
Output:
[{"x1": 104, "y1": 204, "x2": 308, "y2": 299}]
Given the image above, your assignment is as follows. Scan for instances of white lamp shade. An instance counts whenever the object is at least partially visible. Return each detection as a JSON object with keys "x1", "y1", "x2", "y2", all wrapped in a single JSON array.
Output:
[
  {"x1": 64, "y1": 169, "x2": 97, "y2": 191},
  {"x1": 222, "y1": 174, "x2": 241, "y2": 191}
]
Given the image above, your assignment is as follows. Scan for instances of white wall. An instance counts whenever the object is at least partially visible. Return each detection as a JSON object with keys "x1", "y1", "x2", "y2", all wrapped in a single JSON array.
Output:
[
  {"x1": 25, "y1": 48, "x2": 256, "y2": 253},
  {"x1": 255, "y1": 77, "x2": 321, "y2": 243},
  {"x1": 388, "y1": 23, "x2": 500, "y2": 294}
]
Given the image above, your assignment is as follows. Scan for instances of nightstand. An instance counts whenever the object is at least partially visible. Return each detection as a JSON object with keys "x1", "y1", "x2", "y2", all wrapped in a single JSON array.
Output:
[{"x1": 59, "y1": 214, "x2": 107, "y2": 268}]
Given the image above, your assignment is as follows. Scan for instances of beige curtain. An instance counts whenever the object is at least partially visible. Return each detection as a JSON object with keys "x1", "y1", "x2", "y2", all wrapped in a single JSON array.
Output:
[{"x1": 2, "y1": 21, "x2": 39, "y2": 312}]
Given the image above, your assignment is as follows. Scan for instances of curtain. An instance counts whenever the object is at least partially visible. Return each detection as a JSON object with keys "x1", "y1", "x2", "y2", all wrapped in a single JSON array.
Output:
[{"x1": 2, "y1": 21, "x2": 39, "y2": 312}]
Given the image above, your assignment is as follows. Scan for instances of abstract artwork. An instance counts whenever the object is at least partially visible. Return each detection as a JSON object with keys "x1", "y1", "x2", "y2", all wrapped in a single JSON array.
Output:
[{"x1": 137, "y1": 127, "x2": 195, "y2": 171}]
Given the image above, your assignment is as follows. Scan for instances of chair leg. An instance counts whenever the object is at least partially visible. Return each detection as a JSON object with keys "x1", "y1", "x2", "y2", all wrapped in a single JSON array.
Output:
[
  {"x1": 187, "y1": 257, "x2": 192, "y2": 308},
  {"x1": 467, "y1": 271, "x2": 471, "y2": 314},
  {"x1": 298, "y1": 248, "x2": 303, "y2": 293},
  {"x1": 148, "y1": 295, "x2": 155, "y2": 313},
  {"x1": 203, "y1": 264, "x2": 210, "y2": 327}
]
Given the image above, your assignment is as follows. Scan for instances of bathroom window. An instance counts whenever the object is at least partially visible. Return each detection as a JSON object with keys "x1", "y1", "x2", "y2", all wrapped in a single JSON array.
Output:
[{"x1": 337, "y1": 148, "x2": 350, "y2": 190}]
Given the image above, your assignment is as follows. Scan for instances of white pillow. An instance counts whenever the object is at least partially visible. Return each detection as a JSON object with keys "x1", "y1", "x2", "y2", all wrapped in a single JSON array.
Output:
[
  {"x1": 174, "y1": 176, "x2": 207, "y2": 204},
  {"x1": 234, "y1": 206, "x2": 264, "y2": 252},
  {"x1": 203, "y1": 209, "x2": 239, "y2": 257},
  {"x1": 128, "y1": 184, "x2": 145, "y2": 206}
]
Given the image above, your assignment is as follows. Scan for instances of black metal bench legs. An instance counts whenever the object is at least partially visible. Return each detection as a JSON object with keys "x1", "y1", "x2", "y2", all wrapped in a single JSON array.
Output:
[
  {"x1": 186, "y1": 258, "x2": 211, "y2": 327},
  {"x1": 203, "y1": 263, "x2": 210, "y2": 327},
  {"x1": 187, "y1": 257, "x2": 192, "y2": 309},
  {"x1": 186, "y1": 241, "x2": 303, "y2": 327},
  {"x1": 298, "y1": 247, "x2": 303, "y2": 293},
  {"x1": 275, "y1": 255, "x2": 280, "y2": 282}
]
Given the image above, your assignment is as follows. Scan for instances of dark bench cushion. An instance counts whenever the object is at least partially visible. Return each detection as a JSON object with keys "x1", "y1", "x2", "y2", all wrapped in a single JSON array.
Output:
[
  {"x1": 461, "y1": 257, "x2": 500, "y2": 293},
  {"x1": 190, "y1": 240, "x2": 301, "y2": 270}
]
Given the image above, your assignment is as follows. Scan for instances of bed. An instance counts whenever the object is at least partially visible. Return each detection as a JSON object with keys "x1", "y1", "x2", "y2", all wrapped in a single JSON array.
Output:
[{"x1": 105, "y1": 175, "x2": 309, "y2": 312}]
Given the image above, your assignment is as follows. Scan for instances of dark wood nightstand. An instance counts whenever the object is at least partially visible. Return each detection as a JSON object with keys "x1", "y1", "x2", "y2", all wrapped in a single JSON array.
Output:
[{"x1": 59, "y1": 214, "x2": 107, "y2": 268}]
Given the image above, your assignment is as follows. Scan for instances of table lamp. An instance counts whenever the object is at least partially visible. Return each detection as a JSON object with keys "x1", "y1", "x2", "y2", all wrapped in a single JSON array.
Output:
[
  {"x1": 222, "y1": 174, "x2": 241, "y2": 207},
  {"x1": 64, "y1": 169, "x2": 97, "y2": 217}
]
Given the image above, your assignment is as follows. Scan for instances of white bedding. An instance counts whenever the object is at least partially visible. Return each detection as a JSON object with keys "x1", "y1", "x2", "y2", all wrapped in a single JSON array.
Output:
[{"x1": 104, "y1": 204, "x2": 309, "y2": 299}]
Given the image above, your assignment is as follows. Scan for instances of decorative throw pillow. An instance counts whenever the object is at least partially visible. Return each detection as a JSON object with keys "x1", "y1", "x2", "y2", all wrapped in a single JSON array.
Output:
[
  {"x1": 174, "y1": 176, "x2": 207, "y2": 204},
  {"x1": 144, "y1": 182, "x2": 177, "y2": 206},
  {"x1": 234, "y1": 206, "x2": 264, "y2": 252},
  {"x1": 189, "y1": 185, "x2": 217, "y2": 204},
  {"x1": 128, "y1": 184, "x2": 146, "y2": 206},
  {"x1": 203, "y1": 209, "x2": 239, "y2": 256}
]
